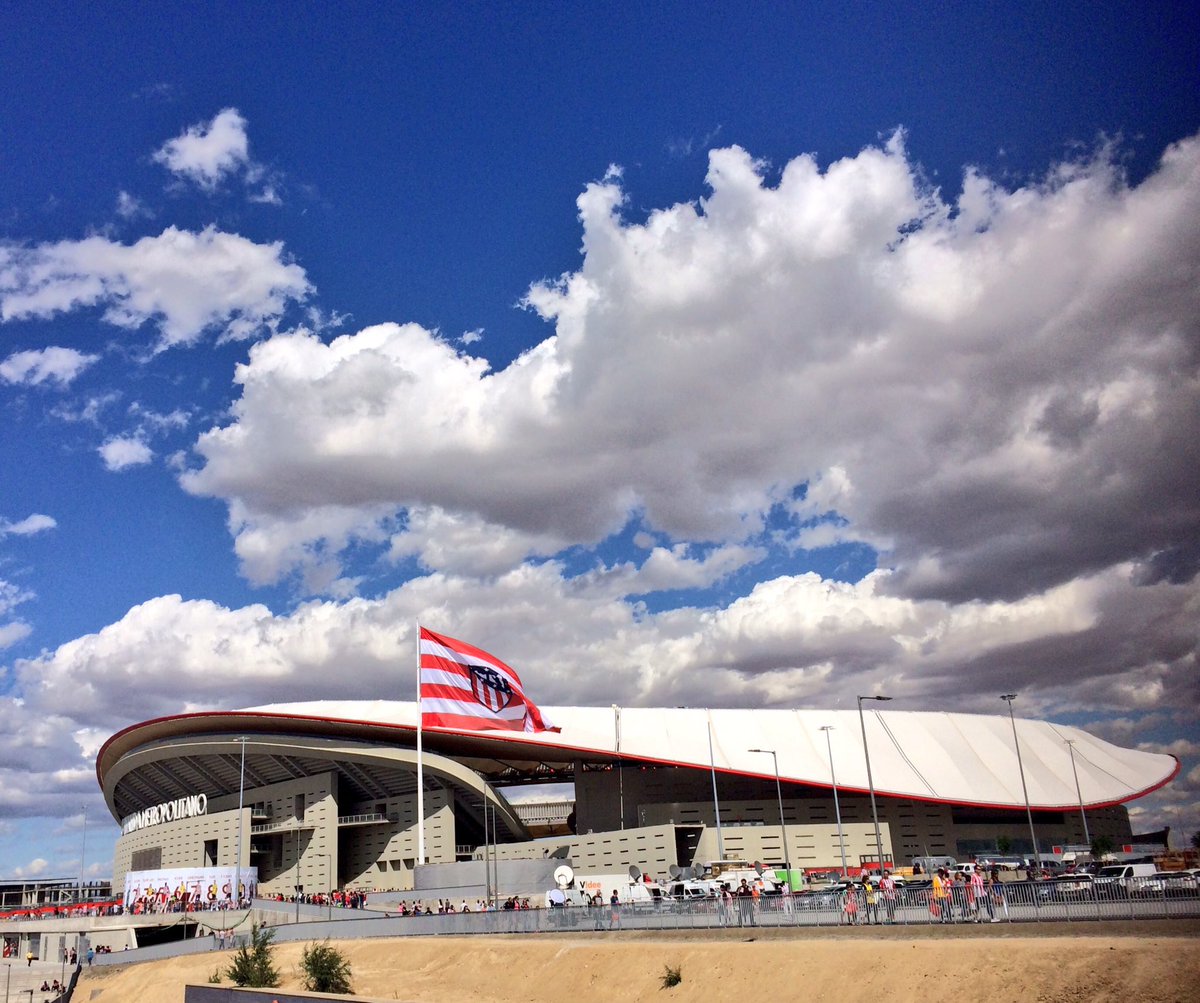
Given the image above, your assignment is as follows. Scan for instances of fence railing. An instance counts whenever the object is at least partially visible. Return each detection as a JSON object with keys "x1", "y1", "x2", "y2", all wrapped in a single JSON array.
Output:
[{"x1": 88, "y1": 877, "x2": 1200, "y2": 970}]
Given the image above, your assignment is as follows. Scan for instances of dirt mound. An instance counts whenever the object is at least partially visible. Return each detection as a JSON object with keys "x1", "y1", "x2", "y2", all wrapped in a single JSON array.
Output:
[{"x1": 74, "y1": 925, "x2": 1200, "y2": 1003}]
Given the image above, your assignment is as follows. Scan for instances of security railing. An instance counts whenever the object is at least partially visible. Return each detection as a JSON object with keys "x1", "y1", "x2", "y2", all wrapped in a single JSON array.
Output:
[{"x1": 86, "y1": 877, "x2": 1200, "y2": 970}]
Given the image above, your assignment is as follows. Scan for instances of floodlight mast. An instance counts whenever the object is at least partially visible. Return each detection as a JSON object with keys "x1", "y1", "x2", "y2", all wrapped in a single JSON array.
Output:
[
  {"x1": 856, "y1": 695, "x2": 892, "y2": 873},
  {"x1": 1064, "y1": 739, "x2": 1091, "y2": 848},
  {"x1": 1001, "y1": 694, "x2": 1041, "y2": 869},
  {"x1": 235, "y1": 736, "x2": 247, "y2": 910},
  {"x1": 819, "y1": 725, "x2": 848, "y2": 876},
  {"x1": 748, "y1": 748, "x2": 791, "y2": 881}
]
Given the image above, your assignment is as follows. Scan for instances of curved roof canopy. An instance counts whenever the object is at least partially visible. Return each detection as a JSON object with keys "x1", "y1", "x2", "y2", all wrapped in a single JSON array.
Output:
[{"x1": 98, "y1": 701, "x2": 1178, "y2": 819}]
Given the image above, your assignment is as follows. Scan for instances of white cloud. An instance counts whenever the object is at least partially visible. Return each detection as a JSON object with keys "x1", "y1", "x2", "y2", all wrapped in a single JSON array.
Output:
[
  {"x1": 387, "y1": 507, "x2": 570, "y2": 578},
  {"x1": 0, "y1": 619, "x2": 32, "y2": 649},
  {"x1": 115, "y1": 190, "x2": 150, "y2": 220},
  {"x1": 0, "y1": 513, "x2": 56, "y2": 538},
  {"x1": 623, "y1": 543, "x2": 764, "y2": 593},
  {"x1": 153, "y1": 108, "x2": 250, "y2": 190},
  {"x1": 0, "y1": 346, "x2": 99, "y2": 386},
  {"x1": 0, "y1": 226, "x2": 311, "y2": 349},
  {"x1": 4, "y1": 557, "x2": 1194, "y2": 835},
  {"x1": 182, "y1": 134, "x2": 1200, "y2": 601},
  {"x1": 10, "y1": 561, "x2": 1192, "y2": 725},
  {"x1": 98, "y1": 435, "x2": 153, "y2": 471}
]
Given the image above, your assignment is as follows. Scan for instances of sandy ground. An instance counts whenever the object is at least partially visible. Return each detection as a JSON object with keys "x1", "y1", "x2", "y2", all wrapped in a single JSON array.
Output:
[{"x1": 73, "y1": 921, "x2": 1200, "y2": 1003}]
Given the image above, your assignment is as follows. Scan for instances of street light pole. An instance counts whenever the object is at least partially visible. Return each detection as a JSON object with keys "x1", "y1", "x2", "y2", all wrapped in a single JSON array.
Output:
[
  {"x1": 235, "y1": 737, "x2": 247, "y2": 910},
  {"x1": 819, "y1": 726, "x2": 848, "y2": 877},
  {"x1": 856, "y1": 695, "x2": 892, "y2": 873},
  {"x1": 78, "y1": 804, "x2": 88, "y2": 905},
  {"x1": 316, "y1": 853, "x2": 332, "y2": 921},
  {"x1": 706, "y1": 716, "x2": 725, "y2": 861},
  {"x1": 1064, "y1": 739, "x2": 1091, "y2": 849},
  {"x1": 748, "y1": 748, "x2": 791, "y2": 883},
  {"x1": 1001, "y1": 695, "x2": 1041, "y2": 870}
]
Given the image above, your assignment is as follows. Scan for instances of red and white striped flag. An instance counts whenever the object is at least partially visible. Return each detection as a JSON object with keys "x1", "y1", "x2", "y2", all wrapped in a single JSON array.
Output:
[{"x1": 419, "y1": 627, "x2": 558, "y2": 733}]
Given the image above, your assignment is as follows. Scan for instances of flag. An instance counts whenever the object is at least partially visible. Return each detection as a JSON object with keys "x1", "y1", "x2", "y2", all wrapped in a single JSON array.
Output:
[{"x1": 419, "y1": 627, "x2": 559, "y2": 733}]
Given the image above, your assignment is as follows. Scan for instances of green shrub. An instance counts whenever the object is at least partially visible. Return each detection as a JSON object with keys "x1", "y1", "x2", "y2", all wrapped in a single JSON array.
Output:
[
  {"x1": 225, "y1": 924, "x2": 280, "y2": 988},
  {"x1": 207, "y1": 968, "x2": 221, "y2": 984},
  {"x1": 300, "y1": 939, "x2": 353, "y2": 995},
  {"x1": 660, "y1": 963, "x2": 682, "y2": 989}
]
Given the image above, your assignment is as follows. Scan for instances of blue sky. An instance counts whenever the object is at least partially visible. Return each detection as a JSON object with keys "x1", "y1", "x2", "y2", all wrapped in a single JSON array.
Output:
[{"x1": 1, "y1": 2, "x2": 1198, "y2": 880}]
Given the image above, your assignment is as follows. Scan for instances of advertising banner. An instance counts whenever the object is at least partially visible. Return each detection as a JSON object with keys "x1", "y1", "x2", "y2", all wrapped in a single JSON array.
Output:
[{"x1": 123, "y1": 866, "x2": 258, "y2": 913}]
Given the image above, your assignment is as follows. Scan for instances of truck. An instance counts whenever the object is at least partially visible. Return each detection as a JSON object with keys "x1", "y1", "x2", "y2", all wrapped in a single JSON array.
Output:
[
  {"x1": 570, "y1": 873, "x2": 665, "y2": 907},
  {"x1": 699, "y1": 860, "x2": 786, "y2": 893}
]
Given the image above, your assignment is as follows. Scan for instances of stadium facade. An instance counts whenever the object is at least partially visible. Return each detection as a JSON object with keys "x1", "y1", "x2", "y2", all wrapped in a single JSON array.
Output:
[{"x1": 97, "y1": 702, "x2": 1178, "y2": 895}]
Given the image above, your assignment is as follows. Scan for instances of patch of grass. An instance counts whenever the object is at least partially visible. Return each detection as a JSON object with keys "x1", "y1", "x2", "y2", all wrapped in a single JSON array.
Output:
[
  {"x1": 660, "y1": 963, "x2": 683, "y2": 989},
  {"x1": 207, "y1": 968, "x2": 222, "y2": 984}
]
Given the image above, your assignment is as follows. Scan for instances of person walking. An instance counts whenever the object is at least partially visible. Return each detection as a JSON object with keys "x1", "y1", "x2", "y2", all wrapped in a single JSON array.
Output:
[
  {"x1": 735, "y1": 879, "x2": 755, "y2": 927},
  {"x1": 880, "y1": 870, "x2": 898, "y2": 923},
  {"x1": 863, "y1": 877, "x2": 879, "y2": 924},
  {"x1": 970, "y1": 867, "x2": 992, "y2": 922},
  {"x1": 932, "y1": 868, "x2": 952, "y2": 923},
  {"x1": 842, "y1": 883, "x2": 859, "y2": 925}
]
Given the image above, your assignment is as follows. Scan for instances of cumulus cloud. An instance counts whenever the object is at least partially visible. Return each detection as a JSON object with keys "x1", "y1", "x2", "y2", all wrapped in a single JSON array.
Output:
[
  {"x1": 0, "y1": 226, "x2": 311, "y2": 349},
  {"x1": 0, "y1": 346, "x2": 99, "y2": 386},
  {"x1": 4, "y1": 130, "x2": 1196, "y2": 846},
  {"x1": 8, "y1": 560, "x2": 1194, "y2": 753},
  {"x1": 182, "y1": 133, "x2": 1200, "y2": 604},
  {"x1": 98, "y1": 435, "x2": 153, "y2": 471},
  {"x1": 153, "y1": 108, "x2": 250, "y2": 190}
]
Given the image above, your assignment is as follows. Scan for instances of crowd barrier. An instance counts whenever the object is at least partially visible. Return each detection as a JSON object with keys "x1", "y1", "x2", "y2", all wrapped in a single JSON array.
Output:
[{"x1": 85, "y1": 876, "x2": 1198, "y2": 967}]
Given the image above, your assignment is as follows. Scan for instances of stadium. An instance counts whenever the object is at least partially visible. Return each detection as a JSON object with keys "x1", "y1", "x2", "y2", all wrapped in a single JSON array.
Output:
[{"x1": 97, "y1": 697, "x2": 1179, "y2": 897}]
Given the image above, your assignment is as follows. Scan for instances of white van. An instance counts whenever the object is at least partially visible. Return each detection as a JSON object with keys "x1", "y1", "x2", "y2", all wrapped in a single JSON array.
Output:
[
  {"x1": 1094, "y1": 862, "x2": 1156, "y2": 895},
  {"x1": 912, "y1": 856, "x2": 956, "y2": 874}
]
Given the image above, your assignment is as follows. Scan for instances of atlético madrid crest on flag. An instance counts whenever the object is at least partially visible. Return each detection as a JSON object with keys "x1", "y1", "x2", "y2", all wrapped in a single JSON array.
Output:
[
  {"x1": 418, "y1": 627, "x2": 558, "y2": 733},
  {"x1": 469, "y1": 664, "x2": 515, "y2": 712}
]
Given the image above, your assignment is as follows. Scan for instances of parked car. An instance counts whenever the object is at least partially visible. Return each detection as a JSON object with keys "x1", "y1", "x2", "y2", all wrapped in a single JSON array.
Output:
[
  {"x1": 1140, "y1": 871, "x2": 1199, "y2": 896},
  {"x1": 1040, "y1": 874, "x2": 1095, "y2": 899}
]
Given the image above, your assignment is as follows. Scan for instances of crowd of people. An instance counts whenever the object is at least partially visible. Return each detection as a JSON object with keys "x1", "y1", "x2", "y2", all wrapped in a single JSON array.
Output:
[
  {"x1": 269, "y1": 888, "x2": 369, "y2": 909},
  {"x1": 839, "y1": 867, "x2": 1005, "y2": 924},
  {"x1": 0, "y1": 900, "x2": 123, "y2": 923},
  {"x1": 385, "y1": 896, "x2": 534, "y2": 916}
]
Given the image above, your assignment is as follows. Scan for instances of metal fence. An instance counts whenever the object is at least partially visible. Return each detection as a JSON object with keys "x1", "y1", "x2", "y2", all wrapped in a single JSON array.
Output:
[
  {"x1": 522, "y1": 879, "x2": 1200, "y2": 931},
  {"x1": 87, "y1": 876, "x2": 1199, "y2": 968}
]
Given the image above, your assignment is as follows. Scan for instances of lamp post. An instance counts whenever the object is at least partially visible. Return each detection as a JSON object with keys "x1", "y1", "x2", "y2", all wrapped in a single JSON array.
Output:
[
  {"x1": 316, "y1": 853, "x2": 332, "y2": 921},
  {"x1": 78, "y1": 804, "x2": 88, "y2": 906},
  {"x1": 1064, "y1": 739, "x2": 1091, "y2": 849},
  {"x1": 748, "y1": 748, "x2": 791, "y2": 883},
  {"x1": 613, "y1": 705, "x2": 624, "y2": 830},
  {"x1": 856, "y1": 695, "x2": 892, "y2": 873},
  {"x1": 1000, "y1": 694, "x2": 1041, "y2": 869},
  {"x1": 706, "y1": 716, "x2": 725, "y2": 861},
  {"x1": 819, "y1": 726, "x2": 848, "y2": 876},
  {"x1": 235, "y1": 737, "x2": 247, "y2": 910}
]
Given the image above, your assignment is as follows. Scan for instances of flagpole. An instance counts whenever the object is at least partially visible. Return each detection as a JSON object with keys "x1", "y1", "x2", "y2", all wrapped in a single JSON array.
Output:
[{"x1": 416, "y1": 624, "x2": 426, "y2": 866}]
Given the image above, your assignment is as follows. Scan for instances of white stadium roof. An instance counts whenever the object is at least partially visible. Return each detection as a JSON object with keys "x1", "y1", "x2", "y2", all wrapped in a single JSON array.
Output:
[{"x1": 139, "y1": 700, "x2": 1176, "y2": 812}]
